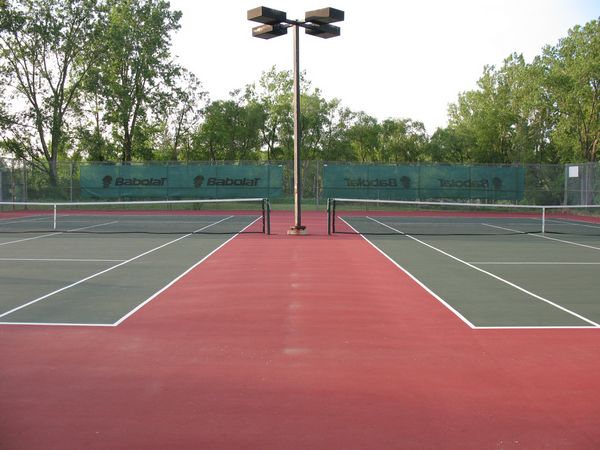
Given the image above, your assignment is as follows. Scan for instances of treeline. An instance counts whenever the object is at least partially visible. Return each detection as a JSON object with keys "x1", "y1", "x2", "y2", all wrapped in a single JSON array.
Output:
[{"x1": 0, "y1": 0, "x2": 598, "y2": 186}]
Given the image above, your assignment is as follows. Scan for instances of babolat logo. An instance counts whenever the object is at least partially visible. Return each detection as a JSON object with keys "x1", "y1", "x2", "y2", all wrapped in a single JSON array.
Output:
[
  {"x1": 193, "y1": 175, "x2": 205, "y2": 187},
  {"x1": 344, "y1": 178, "x2": 398, "y2": 187},
  {"x1": 206, "y1": 177, "x2": 261, "y2": 186},
  {"x1": 114, "y1": 177, "x2": 167, "y2": 186},
  {"x1": 438, "y1": 178, "x2": 491, "y2": 189}
]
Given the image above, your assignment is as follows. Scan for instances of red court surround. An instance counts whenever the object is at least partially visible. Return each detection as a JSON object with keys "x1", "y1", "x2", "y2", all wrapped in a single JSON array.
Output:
[{"x1": 1, "y1": 211, "x2": 599, "y2": 448}]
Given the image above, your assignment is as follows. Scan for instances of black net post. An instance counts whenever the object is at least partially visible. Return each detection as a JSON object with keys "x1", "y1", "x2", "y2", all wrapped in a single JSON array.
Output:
[
  {"x1": 262, "y1": 198, "x2": 271, "y2": 235},
  {"x1": 327, "y1": 198, "x2": 336, "y2": 235}
]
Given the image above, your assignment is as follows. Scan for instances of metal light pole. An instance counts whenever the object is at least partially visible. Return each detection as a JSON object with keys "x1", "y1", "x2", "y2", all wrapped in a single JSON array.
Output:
[
  {"x1": 247, "y1": 6, "x2": 344, "y2": 234},
  {"x1": 292, "y1": 23, "x2": 302, "y2": 233}
]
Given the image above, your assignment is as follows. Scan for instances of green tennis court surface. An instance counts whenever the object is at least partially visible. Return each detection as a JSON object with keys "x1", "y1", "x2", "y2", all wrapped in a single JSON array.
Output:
[
  {"x1": 360, "y1": 230, "x2": 599, "y2": 327},
  {"x1": 2, "y1": 197, "x2": 600, "y2": 329},
  {"x1": 334, "y1": 201, "x2": 600, "y2": 328},
  {"x1": 0, "y1": 201, "x2": 265, "y2": 325}
]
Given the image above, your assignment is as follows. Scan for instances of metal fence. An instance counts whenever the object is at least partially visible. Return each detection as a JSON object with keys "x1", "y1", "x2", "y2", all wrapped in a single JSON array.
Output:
[{"x1": 1, "y1": 158, "x2": 599, "y2": 206}]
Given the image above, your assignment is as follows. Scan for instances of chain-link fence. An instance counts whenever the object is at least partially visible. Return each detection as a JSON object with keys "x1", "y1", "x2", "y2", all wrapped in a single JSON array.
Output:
[{"x1": 1, "y1": 157, "x2": 599, "y2": 207}]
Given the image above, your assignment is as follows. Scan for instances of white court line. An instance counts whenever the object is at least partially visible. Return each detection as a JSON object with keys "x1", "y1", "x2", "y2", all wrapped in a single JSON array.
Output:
[
  {"x1": 366, "y1": 216, "x2": 600, "y2": 328},
  {"x1": 0, "y1": 232, "x2": 57, "y2": 246},
  {"x1": 0, "y1": 216, "x2": 49, "y2": 225},
  {"x1": 483, "y1": 223, "x2": 600, "y2": 251},
  {"x1": 0, "y1": 216, "x2": 233, "y2": 320},
  {"x1": 0, "y1": 321, "x2": 115, "y2": 327},
  {"x1": 470, "y1": 261, "x2": 600, "y2": 265},
  {"x1": 339, "y1": 217, "x2": 476, "y2": 329},
  {"x1": 0, "y1": 221, "x2": 119, "y2": 247},
  {"x1": 0, "y1": 258, "x2": 125, "y2": 262},
  {"x1": 546, "y1": 218, "x2": 600, "y2": 230},
  {"x1": 113, "y1": 216, "x2": 262, "y2": 326}
]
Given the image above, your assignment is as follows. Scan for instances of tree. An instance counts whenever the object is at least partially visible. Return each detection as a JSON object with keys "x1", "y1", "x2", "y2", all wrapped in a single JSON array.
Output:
[
  {"x1": 542, "y1": 19, "x2": 599, "y2": 163},
  {"x1": 0, "y1": 0, "x2": 106, "y2": 184},
  {"x1": 88, "y1": 0, "x2": 182, "y2": 162},
  {"x1": 192, "y1": 92, "x2": 263, "y2": 162},
  {"x1": 312, "y1": 99, "x2": 354, "y2": 161},
  {"x1": 427, "y1": 127, "x2": 470, "y2": 163},
  {"x1": 244, "y1": 67, "x2": 293, "y2": 161},
  {"x1": 379, "y1": 118, "x2": 428, "y2": 163},
  {"x1": 448, "y1": 64, "x2": 520, "y2": 164},
  {"x1": 154, "y1": 70, "x2": 207, "y2": 161},
  {"x1": 347, "y1": 112, "x2": 380, "y2": 162}
]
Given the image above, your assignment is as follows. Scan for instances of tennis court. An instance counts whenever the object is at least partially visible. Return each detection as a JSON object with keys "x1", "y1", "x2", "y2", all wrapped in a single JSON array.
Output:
[
  {"x1": 1, "y1": 201, "x2": 600, "y2": 448},
  {"x1": 0, "y1": 199, "x2": 268, "y2": 325},
  {"x1": 329, "y1": 198, "x2": 600, "y2": 328}
]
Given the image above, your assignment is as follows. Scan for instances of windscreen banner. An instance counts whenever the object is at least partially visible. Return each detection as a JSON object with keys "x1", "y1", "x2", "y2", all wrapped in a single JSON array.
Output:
[
  {"x1": 323, "y1": 163, "x2": 525, "y2": 201},
  {"x1": 80, "y1": 164, "x2": 283, "y2": 199}
]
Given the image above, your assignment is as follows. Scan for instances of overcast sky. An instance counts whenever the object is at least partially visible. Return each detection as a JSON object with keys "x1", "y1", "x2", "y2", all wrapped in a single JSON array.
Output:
[{"x1": 169, "y1": 0, "x2": 598, "y2": 133}]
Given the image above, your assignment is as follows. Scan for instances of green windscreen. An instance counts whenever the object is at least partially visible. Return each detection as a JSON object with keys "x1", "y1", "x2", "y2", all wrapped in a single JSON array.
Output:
[
  {"x1": 323, "y1": 164, "x2": 525, "y2": 201},
  {"x1": 80, "y1": 164, "x2": 283, "y2": 199}
]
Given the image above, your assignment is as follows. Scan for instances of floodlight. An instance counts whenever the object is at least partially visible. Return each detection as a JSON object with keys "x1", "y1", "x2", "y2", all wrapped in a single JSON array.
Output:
[
  {"x1": 304, "y1": 7, "x2": 344, "y2": 24},
  {"x1": 305, "y1": 23, "x2": 340, "y2": 39},
  {"x1": 247, "y1": 6, "x2": 287, "y2": 24},
  {"x1": 252, "y1": 23, "x2": 288, "y2": 39}
]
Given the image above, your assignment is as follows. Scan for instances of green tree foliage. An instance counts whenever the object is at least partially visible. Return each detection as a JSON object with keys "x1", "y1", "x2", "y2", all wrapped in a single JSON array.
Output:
[
  {"x1": 0, "y1": 0, "x2": 105, "y2": 184},
  {"x1": 541, "y1": 19, "x2": 599, "y2": 162},
  {"x1": 244, "y1": 67, "x2": 293, "y2": 161},
  {"x1": 347, "y1": 112, "x2": 380, "y2": 162},
  {"x1": 153, "y1": 70, "x2": 207, "y2": 161},
  {"x1": 427, "y1": 127, "x2": 471, "y2": 163},
  {"x1": 88, "y1": 0, "x2": 182, "y2": 162},
  {"x1": 379, "y1": 118, "x2": 428, "y2": 163},
  {"x1": 192, "y1": 91, "x2": 263, "y2": 162},
  {"x1": 447, "y1": 63, "x2": 520, "y2": 163},
  {"x1": 445, "y1": 19, "x2": 599, "y2": 164},
  {"x1": 0, "y1": 2, "x2": 597, "y2": 178}
]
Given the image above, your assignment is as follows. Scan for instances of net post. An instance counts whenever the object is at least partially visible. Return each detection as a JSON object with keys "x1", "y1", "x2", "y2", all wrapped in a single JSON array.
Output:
[
  {"x1": 332, "y1": 199, "x2": 336, "y2": 234},
  {"x1": 327, "y1": 198, "x2": 331, "y2": 235},
  {"x1": 264, "y1": 198, "x2": 271, "y2": 235},
  {"x1": 542, "y1": 206, "x2": 546, "y2": 234},
  {"x1": 261, "y1": 198, "x2": 265, "y2": 233}
]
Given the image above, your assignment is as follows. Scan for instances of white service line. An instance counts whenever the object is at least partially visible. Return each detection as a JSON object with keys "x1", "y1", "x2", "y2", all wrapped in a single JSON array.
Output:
[
  {"x1": 0, "y1": 221, "x2": 119, "y2": 247},
  {"x1": 0, "y1": 232, "x2": 57, "y2": 247},
  {"x1": 367, "y1": 216, "x2": 600, "y2": 328},
  {"x1": 546, "y1": 218, "x2": 600, "y2": 230},
  {"x1": 483, "y1": 223, "x2": 600, "y2": 251},
  {"x1": 0, "y1": 216, "x2": 233, "y2": 320}
]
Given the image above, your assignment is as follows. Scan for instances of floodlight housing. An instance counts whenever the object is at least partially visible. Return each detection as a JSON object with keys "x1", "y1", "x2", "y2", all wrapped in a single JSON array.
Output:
[
  {"x1": 252, "y1": 23, "x2": 288, "y2": 39},
  {"x1": 247, "y1": 6, "x2": 287, "y2": 24},
  {"x1": 304, "y1": 7, "x2": 344, "y2": 24},
  {"x1": 305, "y1": 23, "x2": 340, "y2": 39}
]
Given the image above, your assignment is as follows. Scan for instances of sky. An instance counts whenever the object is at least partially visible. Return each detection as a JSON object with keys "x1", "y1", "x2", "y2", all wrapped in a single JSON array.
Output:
[{"x1": 169, "y1": 0, "x2": 599, "y2": 134}]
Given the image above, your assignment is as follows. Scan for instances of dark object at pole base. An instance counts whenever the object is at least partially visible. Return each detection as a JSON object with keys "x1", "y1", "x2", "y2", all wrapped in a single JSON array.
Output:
[{"x1": 288, "y1": 225, "x2": 308, "y2": 235}]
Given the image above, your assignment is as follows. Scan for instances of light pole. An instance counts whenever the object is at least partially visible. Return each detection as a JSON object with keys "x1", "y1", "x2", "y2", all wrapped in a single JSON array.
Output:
[{"x1": 247, "y1": 6, "x2": 344, "y2": 234}]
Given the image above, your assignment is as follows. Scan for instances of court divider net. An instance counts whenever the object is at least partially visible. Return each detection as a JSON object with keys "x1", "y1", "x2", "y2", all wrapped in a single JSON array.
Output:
[
  {"x1": 0, "y1": 198, "x2": 271, "y2": 235},
  {"x1": 327, "y1": 198, "x2": 600, "y2": 236}
]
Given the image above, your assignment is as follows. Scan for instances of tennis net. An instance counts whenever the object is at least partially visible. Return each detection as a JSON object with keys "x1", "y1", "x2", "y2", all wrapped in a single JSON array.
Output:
[
  {"x1": 327, "y1": 198, "x2": 600, "y2": 236},
  {"x1": 0, "y1": 198, "x2": 270, "y2": 235}
]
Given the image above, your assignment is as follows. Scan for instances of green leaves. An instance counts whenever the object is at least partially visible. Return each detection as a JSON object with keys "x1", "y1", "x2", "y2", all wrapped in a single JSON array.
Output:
[
  {"x1": 0, "y1": 0, "x2": 106, "y2": 183},
  {"x1": 447, "y1": 19, "x2": 599, "y2": 164}
]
